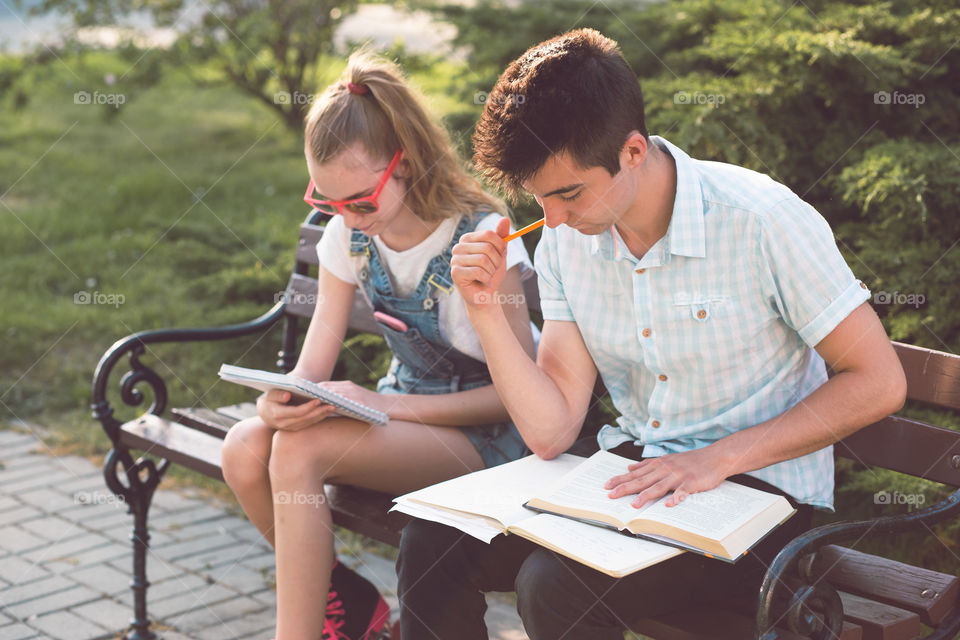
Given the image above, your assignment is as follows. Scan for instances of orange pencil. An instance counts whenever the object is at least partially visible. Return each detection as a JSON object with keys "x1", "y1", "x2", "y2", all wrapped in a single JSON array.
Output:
[{"x1": 504, "y1": 218, "x2": 545, "y2": 242}]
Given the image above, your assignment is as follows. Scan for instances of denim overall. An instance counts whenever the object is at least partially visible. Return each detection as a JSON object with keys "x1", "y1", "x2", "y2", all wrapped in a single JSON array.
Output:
[{"x1": 351, "y1": 214, "x2": 527, "y2": 468}]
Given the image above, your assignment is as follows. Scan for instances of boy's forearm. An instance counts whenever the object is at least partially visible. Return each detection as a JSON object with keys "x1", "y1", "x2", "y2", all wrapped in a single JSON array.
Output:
[
  {"x1": 709, "y1": 366, "x2": 906, "y2": 477},
  {"x1": 466, "y1": 304, "x2": 580, "y2": 457}
]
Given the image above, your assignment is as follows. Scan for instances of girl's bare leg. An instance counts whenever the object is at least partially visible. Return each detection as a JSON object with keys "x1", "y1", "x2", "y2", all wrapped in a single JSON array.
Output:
[
  {"x1": 269, "y1": 417, "x2": 484, "y2": 640},
  {"x1": 222, "y1": 416, "x2": 277, "y2": 547}
]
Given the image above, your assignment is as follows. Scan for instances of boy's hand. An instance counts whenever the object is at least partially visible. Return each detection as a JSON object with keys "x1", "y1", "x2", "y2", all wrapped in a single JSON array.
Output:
[
  {"x1": 256, "y1": 389, "x2": 335, "y2": 431},
  {"x1": 450, "y1": 217, "x2": 511, "y2": 309},
  {"x1": 603, "y1": 447, "x2": 730, "y2": 508}
]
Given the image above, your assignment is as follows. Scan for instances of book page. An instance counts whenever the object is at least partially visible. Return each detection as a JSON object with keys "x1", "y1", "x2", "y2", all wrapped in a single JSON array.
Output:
[
  {"x1": 510, "y1": 513, "x2": 683, "y2": 577},
  {"x1": 391, "y1": 499, "x2": 503, "y2": 543},
  {"x1": 532, "y1": 450, "x2": 651, "y2": 525},
  {"x1": 400, "y1": 453, "x2": 586, "y2": 528},
  {"x1": 531, "y1": 451, "x2": 788, "y2": 544},
  {"x1": 638, "y1": 481, "x2": 779, "y2": 539}
]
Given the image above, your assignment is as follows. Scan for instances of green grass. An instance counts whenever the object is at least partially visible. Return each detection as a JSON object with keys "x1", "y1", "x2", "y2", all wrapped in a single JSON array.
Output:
[{"x1": 0, "y1": 47, "x2": 459, "y2": 566}]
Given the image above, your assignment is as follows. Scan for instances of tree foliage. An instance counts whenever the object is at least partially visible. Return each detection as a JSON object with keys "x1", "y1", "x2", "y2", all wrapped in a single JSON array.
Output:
[{"x1": 428, "y1": 0, "x2": 960, "y2": 350}]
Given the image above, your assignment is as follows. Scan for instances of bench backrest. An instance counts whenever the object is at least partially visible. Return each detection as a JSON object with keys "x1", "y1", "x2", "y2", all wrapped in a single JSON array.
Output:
[
  {"x1": 282, "y1": 211, "x2": 960, "y2": 488},
  {"x1": 837, "y1": 343, "x2": 960, "y2": 487}
]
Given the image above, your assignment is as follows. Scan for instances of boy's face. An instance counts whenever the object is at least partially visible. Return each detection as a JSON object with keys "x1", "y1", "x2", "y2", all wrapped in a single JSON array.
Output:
[{"x1": 521, "y1": 147, "x2": 637, "y2": 235}]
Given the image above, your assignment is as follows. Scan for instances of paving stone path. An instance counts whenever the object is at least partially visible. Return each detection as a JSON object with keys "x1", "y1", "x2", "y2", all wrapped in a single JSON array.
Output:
[{"x1": 0, "y1": 428, "x2": 528, "y2": 639}]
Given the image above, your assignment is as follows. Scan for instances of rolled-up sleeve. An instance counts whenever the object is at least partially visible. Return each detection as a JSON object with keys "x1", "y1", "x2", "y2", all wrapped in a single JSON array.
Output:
[
  {"x1": 533, "y1": 228, "x2": 575, "y2": 322},
  {"x1": 758, "y1": 198, "x2": 871, "y2": 347}
]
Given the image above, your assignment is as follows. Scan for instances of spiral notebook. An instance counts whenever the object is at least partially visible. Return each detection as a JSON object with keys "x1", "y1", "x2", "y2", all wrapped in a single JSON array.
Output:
[{"x1": 217, "y1": 364, "x2": 389, "y2": 426}]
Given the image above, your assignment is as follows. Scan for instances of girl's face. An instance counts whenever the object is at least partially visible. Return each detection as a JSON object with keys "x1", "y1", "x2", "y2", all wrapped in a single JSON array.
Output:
[{"x1": 304, "y1": 143, "x2": 408, "y2": 237}]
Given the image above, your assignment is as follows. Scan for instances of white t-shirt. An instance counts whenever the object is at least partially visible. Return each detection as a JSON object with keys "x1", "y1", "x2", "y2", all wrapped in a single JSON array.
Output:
[{"x1": 317, "y1": 213, "x2": 537, "y2": 362}]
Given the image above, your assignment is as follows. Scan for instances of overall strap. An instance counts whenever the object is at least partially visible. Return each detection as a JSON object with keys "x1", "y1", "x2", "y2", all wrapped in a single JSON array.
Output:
[{"x1": 415, "y1": 213, "x2": 484, "y2": 301}]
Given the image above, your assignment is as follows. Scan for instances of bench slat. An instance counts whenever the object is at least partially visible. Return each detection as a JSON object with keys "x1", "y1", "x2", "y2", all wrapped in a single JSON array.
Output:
[
  {"x1": 171, "y1": 403, "x2": 258, "y2": 438},
  {"x1": 813, "y1": 545, "x2": 960, "y2": 626},
  {"x1": 120, "y1": 415, "x2": 223, "y2": 480},
  {"x1": 284, "y1": 273, "x2": 382, "y2": 335},
  {"x1": 295, "y1": 223, "x2": 325, "y2": 266},
  {"x1": 894, "y1": 342, "x2": 960, "y2": 411},
  {"x1": 215, "y1": 402, "x2": 258, "y2": 424},
  {"x1": 838, "y1": 591, "x2": 921, "y2": 640},
  {"x1": 631, "y1": 605, "x2": 862, "y2": 640},
  {"x1": 170, "y1": 407, "x2": 234, "y2": 438},
  {"x1": 326, "y1": 485, "x2": 407, "y2": 547},
  {"x1": 836, "y1": 416, "x2": 960, "y2": 488}
]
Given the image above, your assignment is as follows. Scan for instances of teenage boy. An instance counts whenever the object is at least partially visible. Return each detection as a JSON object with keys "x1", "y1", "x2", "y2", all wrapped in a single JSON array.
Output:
[{"x1": 396, "y1": 28, "x2": 906, "y2": 640}]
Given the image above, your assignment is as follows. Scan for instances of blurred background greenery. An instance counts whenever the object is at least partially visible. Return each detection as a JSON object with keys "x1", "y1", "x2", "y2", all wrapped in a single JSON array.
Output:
[{"x1": 1, "y1": 0, "x2": 958, "y2": 576}]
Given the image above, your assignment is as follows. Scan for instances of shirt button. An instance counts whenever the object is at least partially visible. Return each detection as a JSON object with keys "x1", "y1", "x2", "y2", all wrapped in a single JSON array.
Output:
[
  {"x1": 642, "y1": 328, "x2": 651, "y2": 338},
  {"x1": 636, "y1": 268, "x2": 645, "y2": 274},
  {"x1": 658, "y1": 374, "x2": 668, "y2": 382},
  {"x1": 651, "y1": 420, "x2": 661, "y2": 428},
  {"x1": 696, "y1": 309, "x2": 707, "y2": 320}
]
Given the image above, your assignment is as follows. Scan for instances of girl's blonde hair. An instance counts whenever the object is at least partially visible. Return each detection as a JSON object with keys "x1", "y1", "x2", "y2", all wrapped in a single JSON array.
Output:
[{"x1": 304, "y1": 50, "x2": 506, "y2": 223}]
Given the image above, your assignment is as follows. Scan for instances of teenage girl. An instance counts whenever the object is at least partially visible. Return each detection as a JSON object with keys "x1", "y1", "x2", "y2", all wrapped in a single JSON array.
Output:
[{"x1": 221, "y1": 50, "x2": 537, "y2": 640}]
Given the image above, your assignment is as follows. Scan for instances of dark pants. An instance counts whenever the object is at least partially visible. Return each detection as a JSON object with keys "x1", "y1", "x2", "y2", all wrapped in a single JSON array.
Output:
[{"x1": 396, "y1": 438, "x2": 813, "y2": 640}]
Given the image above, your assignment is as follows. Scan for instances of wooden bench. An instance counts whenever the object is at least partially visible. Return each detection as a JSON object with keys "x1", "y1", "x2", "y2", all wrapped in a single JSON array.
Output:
[{"x1": 92, "y1": 209, "x2": 960, "y2": 640}]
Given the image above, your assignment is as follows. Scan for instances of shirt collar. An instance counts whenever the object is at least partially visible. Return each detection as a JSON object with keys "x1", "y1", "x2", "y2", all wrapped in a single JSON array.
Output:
[{"x1": 590, "y1": 135, "x2": 706, "y2": 261}]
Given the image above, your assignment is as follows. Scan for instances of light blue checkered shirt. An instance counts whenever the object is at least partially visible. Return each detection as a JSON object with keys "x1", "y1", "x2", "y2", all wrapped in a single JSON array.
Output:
[{"x1": 535, "y1": 136, "x2": 871, "y2": 510}]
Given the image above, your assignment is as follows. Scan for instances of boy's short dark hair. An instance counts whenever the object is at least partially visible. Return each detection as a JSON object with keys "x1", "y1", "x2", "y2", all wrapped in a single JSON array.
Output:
[{"x1": 472, "y1": 28, "x2": 648, "y2": 201}]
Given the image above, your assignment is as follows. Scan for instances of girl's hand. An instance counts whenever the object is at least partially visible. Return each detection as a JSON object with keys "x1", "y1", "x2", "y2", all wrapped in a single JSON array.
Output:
[
  {"x1": 256, "y1": 389, "x2": 335, "y2": 431},
  {"x1": 451, "y1": 217, "x2": 511, "y2": 309},
  {"x1": 317, "y1": 380, "x2": 391, "y2": 416}
]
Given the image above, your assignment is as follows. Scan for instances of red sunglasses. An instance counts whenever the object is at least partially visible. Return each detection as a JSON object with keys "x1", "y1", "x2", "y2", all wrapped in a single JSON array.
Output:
[{"x1": 304, "y1": 150, "x2": 404, "y2": 215}]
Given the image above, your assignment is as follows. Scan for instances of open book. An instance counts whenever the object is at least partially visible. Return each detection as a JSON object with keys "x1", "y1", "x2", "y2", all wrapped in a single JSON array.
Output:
[
  {"x1": 525, "y1": 450, "x2": 796, "y2": 562},
  {"x1": 394, "y1": 450, "x2": 795, "y2": 577},
  {"x1": 218, "y1": 364, "x2": 389, "y2": 426}
]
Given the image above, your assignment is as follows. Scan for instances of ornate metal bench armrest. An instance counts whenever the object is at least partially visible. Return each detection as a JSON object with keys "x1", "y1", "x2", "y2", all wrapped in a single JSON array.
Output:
[
  {"x1": 755, "y1": 488, "x2": 960, "y2": 639},
  {"x1": 91, "y1": 301, "x2": 285, "y2": 444}
]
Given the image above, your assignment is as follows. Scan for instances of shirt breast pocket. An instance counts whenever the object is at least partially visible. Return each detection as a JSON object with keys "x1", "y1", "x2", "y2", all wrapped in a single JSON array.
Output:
[{"x1": 667, "y1": 291, "x2": 746, "y2": 370}]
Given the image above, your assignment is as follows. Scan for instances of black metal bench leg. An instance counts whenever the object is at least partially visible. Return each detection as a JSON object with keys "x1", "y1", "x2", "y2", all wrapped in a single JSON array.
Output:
[{"x1": 103, "y1": 447, "x2": 169, "y2": 640}]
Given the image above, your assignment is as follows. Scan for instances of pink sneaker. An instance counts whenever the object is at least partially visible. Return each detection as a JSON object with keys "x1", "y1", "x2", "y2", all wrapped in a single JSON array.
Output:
[{"x1": 322, "y1": 560, "x2": 391, "y2": 640}]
